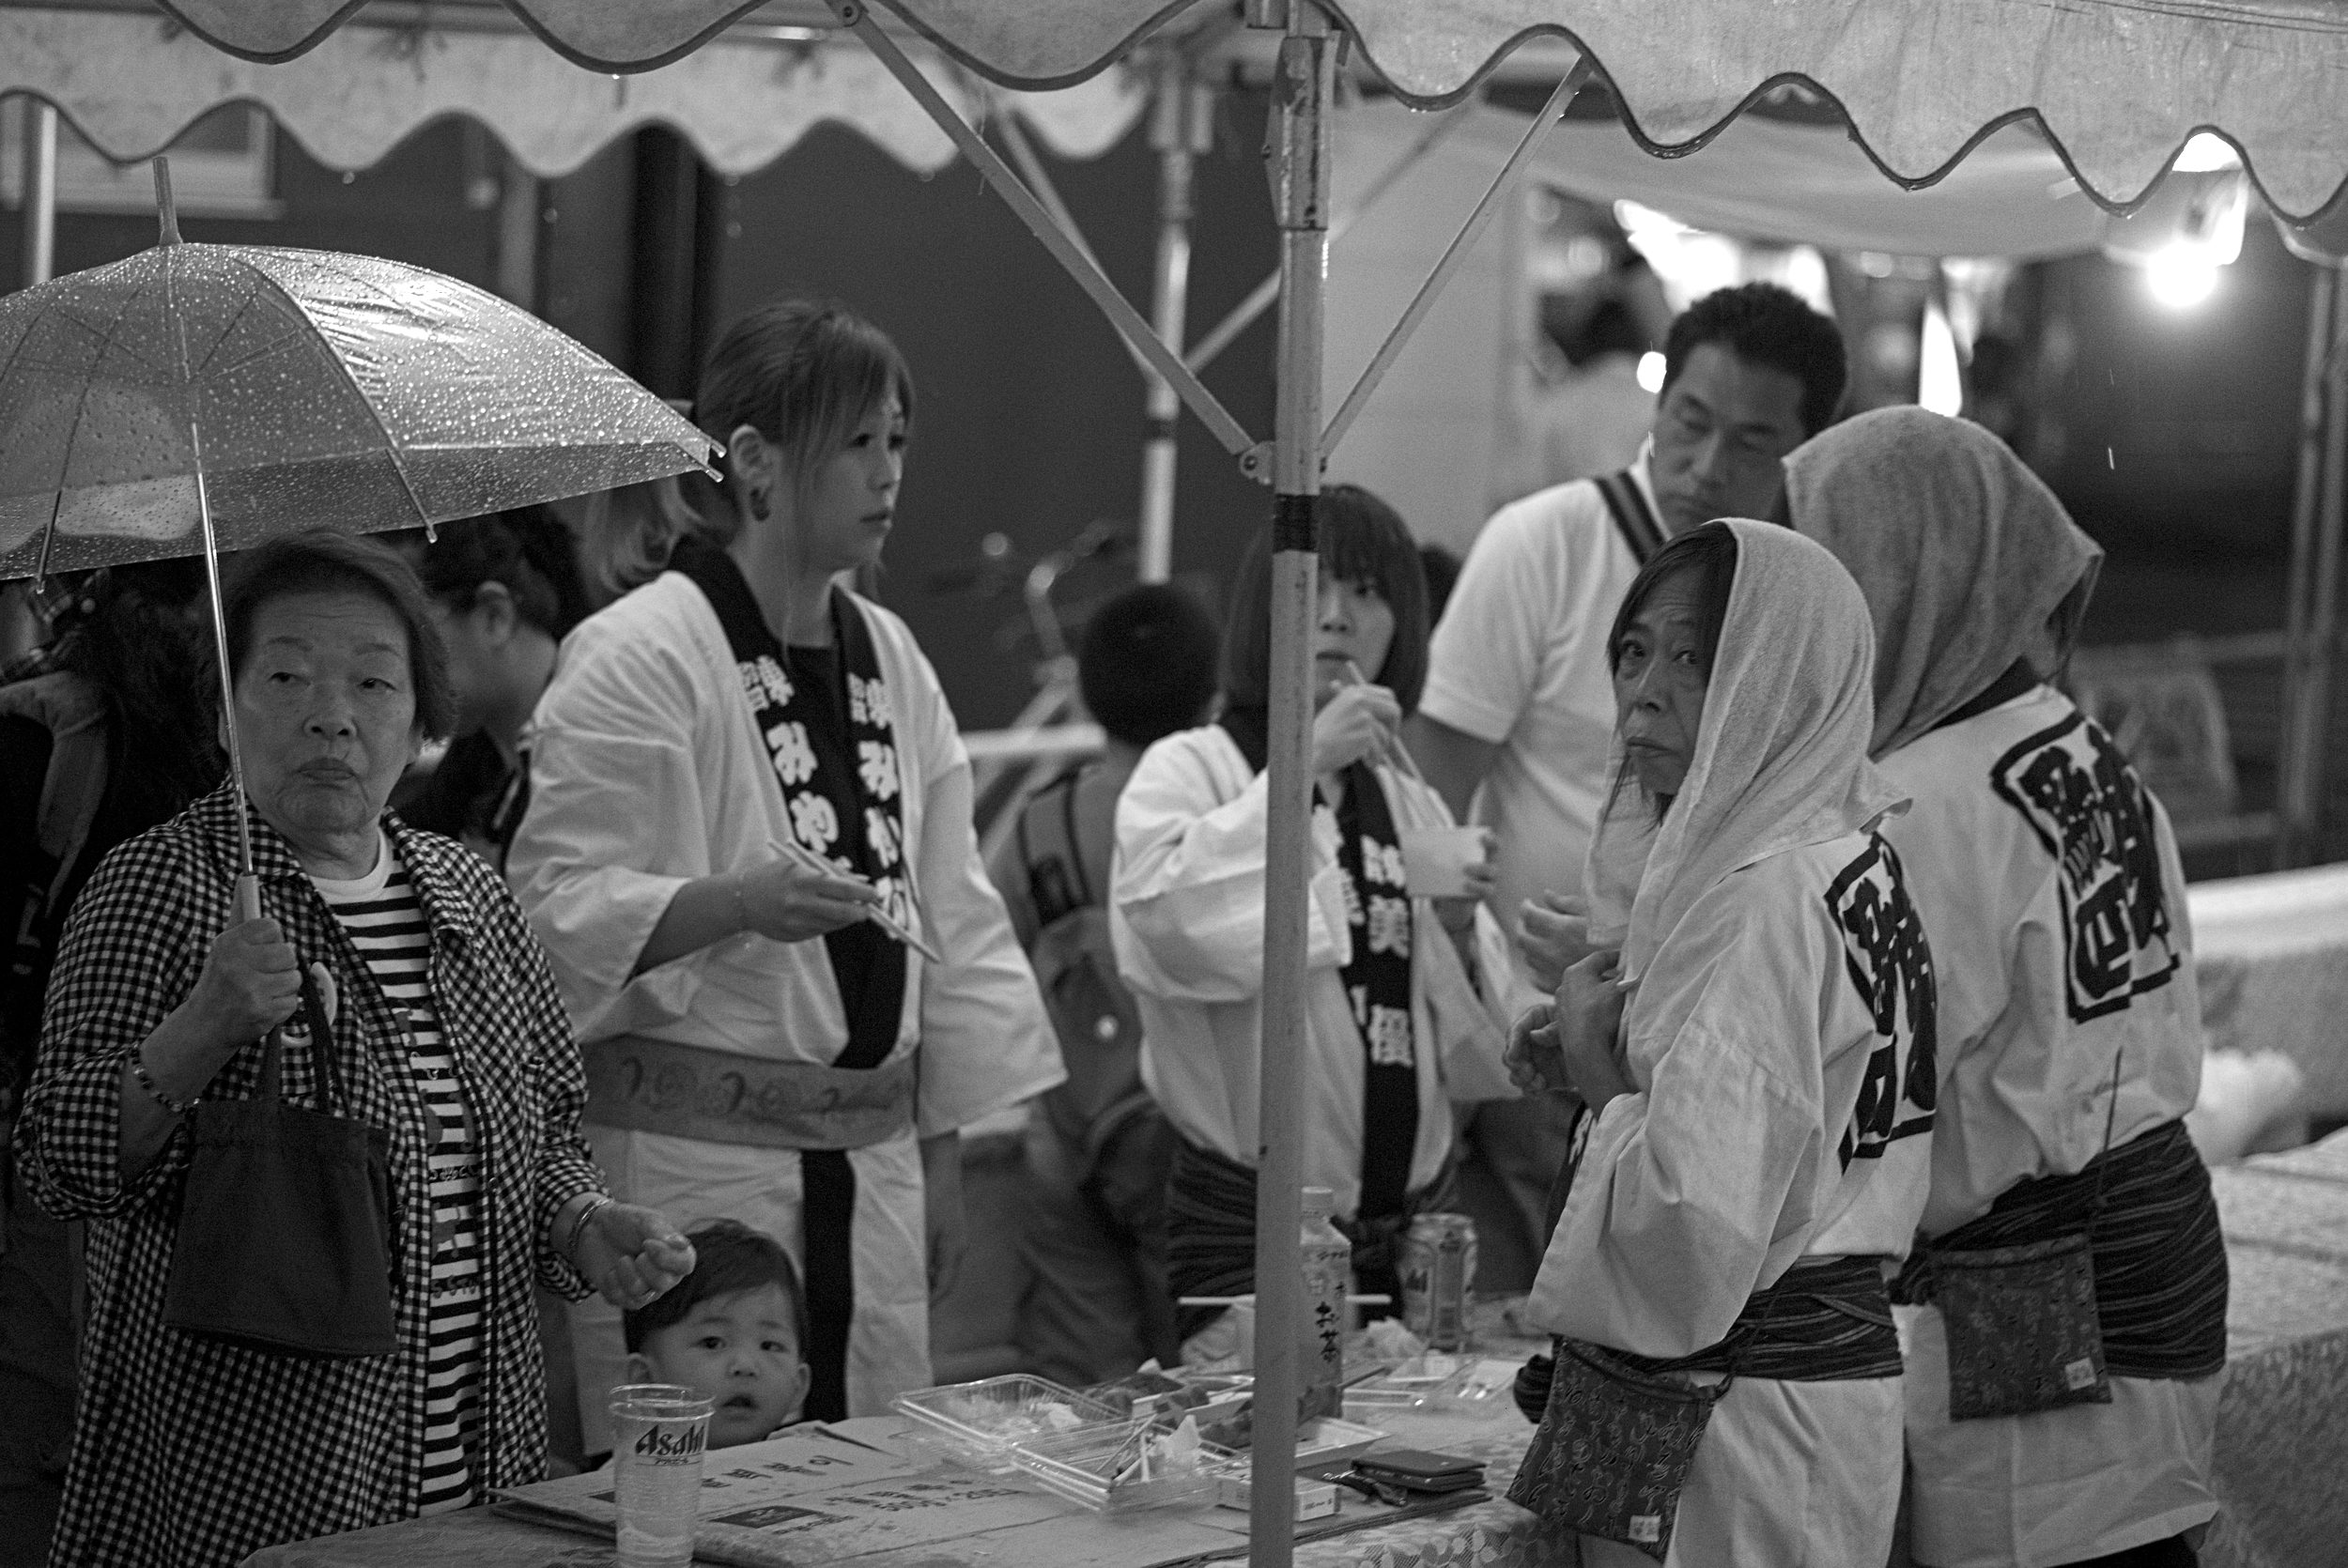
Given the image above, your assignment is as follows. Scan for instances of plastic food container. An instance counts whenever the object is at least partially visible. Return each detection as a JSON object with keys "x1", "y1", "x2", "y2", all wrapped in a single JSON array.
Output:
[
  {"x1": 1343, "y1": 1351, "x2": 1476, "y2": 1412},
  {"x1": 1008, "y1": 1421, "x2": 1236, "y2": 1512},
  {"x1": 892, "y1": 1376, "x2": 1125, "y2": 1470},
  {"x1": 1293, "y1": 1417, "x2": 1385, "y2": 1467},
  {"x1": 1134, "y1": 1376, "x2": 1253, "y2": 1430}
]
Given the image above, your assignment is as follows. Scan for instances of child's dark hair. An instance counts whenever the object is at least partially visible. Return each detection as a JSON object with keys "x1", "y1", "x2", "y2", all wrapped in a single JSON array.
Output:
[
  {"x1": 623, "y1": 1220, "x2": 807, "y2": 1355},
  {"x1": 1077, "y1": 583, "x2": 1220, "y2": 749},
  {"x1": 1606, "y1": 520, "x2": 1740, "y2": 679},
  {"x1": 1221, "y1": 484, "x2": 1430, "y2": 715}
]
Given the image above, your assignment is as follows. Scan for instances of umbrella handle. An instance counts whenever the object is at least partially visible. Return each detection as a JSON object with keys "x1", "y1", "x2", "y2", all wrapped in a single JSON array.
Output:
[{"x1": 230, "y1": 870, "x2": 288, "y2": 1101}]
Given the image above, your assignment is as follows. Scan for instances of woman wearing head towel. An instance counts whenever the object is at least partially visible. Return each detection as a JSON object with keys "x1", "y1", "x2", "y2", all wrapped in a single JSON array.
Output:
[
  {"x1": 1508, "y1": 519, "x2": 1936, "y2": 1567},
  {"x1": 1789, "y1": 407, "x2": 2223, "y2": 1568}
]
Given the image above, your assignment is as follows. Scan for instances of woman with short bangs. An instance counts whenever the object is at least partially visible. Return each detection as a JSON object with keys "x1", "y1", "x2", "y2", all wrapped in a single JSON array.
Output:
[
  {"x1": 1509, "y1": 521, "x2": 1935, "y2": 1566},
  {"x1": 508, "y1": 299, "x2": 1056, "y2": 1438},
  {"x1": 1111, "y1": 485, "x2": 1512, "y2": 1359}
]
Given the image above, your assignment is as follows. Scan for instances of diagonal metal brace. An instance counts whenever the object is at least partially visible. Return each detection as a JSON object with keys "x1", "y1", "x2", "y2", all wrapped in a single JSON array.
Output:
[
  {"x1": 1320, "y1": 58, "x2": 1592, "y2": 462},
  {"x1": 840, "y1": 3, "x2": 1257, "y2": 458},
  {"x1": 992, "y1": 108, "x2": 1153, "y2": 384},
  {"x1": 1185, "y1": 98, "x2": 1481, "y2": 375}
]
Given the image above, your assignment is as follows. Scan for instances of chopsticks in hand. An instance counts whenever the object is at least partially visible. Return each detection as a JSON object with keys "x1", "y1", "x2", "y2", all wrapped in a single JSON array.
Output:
[
  {"x1": 766, "y1": 836, "x2": 944, "y2": 963},
  {"x1": 1341, "y1": 659, "x2": 1427, "y2": 785}
]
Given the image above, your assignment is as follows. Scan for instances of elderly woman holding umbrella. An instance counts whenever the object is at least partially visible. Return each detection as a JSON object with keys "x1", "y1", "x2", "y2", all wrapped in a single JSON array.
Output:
[{"x1": 12, "y1": 530, "x2": 695, "y2": 1568}]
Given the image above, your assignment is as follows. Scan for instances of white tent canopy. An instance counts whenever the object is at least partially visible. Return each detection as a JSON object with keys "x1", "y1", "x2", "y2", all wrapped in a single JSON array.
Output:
[
  {"x1": 119, "y1": 0, "x2": 2348, "y2": 220},
  {"x1": 0, "y1": 4, "x2": 1143, "y2": 178},
  {"x1": 1465, "y1": 106, "x2": 2146, "y2": 262}
]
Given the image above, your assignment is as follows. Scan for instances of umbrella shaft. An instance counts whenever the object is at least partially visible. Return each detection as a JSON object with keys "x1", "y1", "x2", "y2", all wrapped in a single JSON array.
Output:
[{"x1": 193, "y1": 459, "x2": 255, "y2": 882}]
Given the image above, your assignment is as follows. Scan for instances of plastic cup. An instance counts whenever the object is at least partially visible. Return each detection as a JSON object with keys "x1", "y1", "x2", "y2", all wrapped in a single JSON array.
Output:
[
  {"x1": 1400, "y1": 826, "x2": 1491, "y2": 899},
  {"x1": 608, "y1": 1383, "x2": 714, "y2": 1568}
]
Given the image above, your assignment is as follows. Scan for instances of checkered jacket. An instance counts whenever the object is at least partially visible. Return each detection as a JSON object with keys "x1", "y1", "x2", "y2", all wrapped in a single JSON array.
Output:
[{"x1": 11, "y1": 783, "x2": 605, "y2": 1568}]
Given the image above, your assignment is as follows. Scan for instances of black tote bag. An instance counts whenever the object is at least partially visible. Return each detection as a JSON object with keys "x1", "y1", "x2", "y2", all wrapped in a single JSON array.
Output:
[{"x1": 164, "y1": 971, "x2": 398, "y2": 1359}]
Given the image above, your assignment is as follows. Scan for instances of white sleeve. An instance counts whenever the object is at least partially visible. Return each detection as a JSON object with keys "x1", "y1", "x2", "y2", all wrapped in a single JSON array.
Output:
[
  {"x1": 1528, "y1": 906, "x2": 1830, "y2": 1358},
  {"x1": 1110, "y1": 734, "x2": 1349, "y2": 1003},
  {"x1": 1383, "y1": 771, "x2": 1516, "y2": 1099},
  {"x1": 902, "y1": 646, "x2": 1064, "y2": 1135},
  {"x1": 506, "y1": 616, "x2": 710, "y2": 1040},
  {"x1": 1418, "y1": 498, "x2": 1559, "y2": 745}
]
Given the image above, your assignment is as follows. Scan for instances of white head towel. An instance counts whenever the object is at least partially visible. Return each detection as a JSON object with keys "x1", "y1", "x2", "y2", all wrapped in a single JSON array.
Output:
[
  {"x1": 1584, "y1": 518, "x2": 1905, "y2": 983},
  {"x1": 1785, "y1": 407, "x2": 2103, "y2": 759}
]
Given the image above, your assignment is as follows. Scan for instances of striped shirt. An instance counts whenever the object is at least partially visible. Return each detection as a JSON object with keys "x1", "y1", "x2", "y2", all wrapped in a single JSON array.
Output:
[{"x1": 312, "y1": 832, "x2": 483, "y2": 1515}]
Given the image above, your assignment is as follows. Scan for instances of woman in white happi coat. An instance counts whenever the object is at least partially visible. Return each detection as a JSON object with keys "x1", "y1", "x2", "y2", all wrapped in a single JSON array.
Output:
[
  {"x1": 1111, "y1": 487, "x2": 1514, "y2": 1351},
  {"x1": 1789, "y1": 407, "x2": 2223, "y2": 1568},
  {"x1": 1510, "y1": 520, "x2": 1936, "y2": 1567},
  {"x1": 507, "y1": 300, "x2": 1058, "y2": 1437}
]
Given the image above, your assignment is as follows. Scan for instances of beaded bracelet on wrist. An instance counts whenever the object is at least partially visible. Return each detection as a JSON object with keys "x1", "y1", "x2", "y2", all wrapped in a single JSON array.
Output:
[{"x1": 131, "y1": 1052, "x2": 194, "y2": 1116}]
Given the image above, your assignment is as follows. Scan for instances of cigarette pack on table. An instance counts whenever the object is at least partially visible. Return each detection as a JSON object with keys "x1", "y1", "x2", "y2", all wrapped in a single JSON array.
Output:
[{"x1": 1215, "y1": 1473, "x2": 1340, "y2": 1520}]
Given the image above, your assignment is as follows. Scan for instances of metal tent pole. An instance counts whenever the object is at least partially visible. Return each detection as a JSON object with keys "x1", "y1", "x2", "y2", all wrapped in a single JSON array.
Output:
[
  {"x1": 20, "y1": 100, "x2": 56, "y2": 286},
  {"x1": 2302, "y1": 269, "x2": 2348, "y2": 863},
  {"x1": 1247, "y1": 4, "x2": 1331, "y2": 1565},
  {"x1": 1185, "y1": 101, "x2": 1480, "y2": 377},
  {"x1": 2279, "y1": 263, "x2": 2346, "y2": 868},
  {"x1": 2278, "y1": 265, "x2": 2334, "y2": 866},
  {"x1": 1138, "y1": 59, "x2": 1211, "y2": 584},
  {"x1": 1321, "y1": 61, "x2": 1587, "y2": 461}
]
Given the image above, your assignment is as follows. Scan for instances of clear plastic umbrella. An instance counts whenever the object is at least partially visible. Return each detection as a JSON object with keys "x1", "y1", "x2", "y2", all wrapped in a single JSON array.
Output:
[{"x1": 0, "y1": 161, "x2": 715, "y2": 883}]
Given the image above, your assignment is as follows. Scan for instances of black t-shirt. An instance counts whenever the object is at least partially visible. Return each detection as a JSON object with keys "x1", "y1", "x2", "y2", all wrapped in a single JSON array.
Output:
[{"x1": 783, "y1": 638, "x2": 900, "y2": 1068}]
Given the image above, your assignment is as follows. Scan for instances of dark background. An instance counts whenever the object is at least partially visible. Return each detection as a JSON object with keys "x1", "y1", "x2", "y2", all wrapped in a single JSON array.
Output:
[{"x1": 0, "y1": 94, "x2": 2324, "y2": 745}]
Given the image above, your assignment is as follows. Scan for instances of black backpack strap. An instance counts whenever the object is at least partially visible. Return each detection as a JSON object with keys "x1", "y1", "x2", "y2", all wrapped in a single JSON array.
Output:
[
  {"x1": 1593, "y1": 469, "x2": 1666, "y2": 565},
  {"x1": 1058, "y1": 767, "x2": 1094, "y2": 909},
  {"x1": 1015, "y1": 768, "x2": 1089, "y2": 925}
]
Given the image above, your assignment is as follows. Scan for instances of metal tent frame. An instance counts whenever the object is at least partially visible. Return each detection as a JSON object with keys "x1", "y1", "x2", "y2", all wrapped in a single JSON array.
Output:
[{"x1": 15, "y1": 8, "x2": 2348, "y2": 1566}]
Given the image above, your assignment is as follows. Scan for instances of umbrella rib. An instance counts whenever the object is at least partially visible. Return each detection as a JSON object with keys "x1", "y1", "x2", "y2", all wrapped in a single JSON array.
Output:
[
  {"x1": 236, "y1": 252, "x2": 435, "y2": 525},
  {"x1": 3, "y1": 262, "x2": 154, "y2": 560},
  {"x1": 185, "y1": 283, "x2": 300, "y2": 384}
]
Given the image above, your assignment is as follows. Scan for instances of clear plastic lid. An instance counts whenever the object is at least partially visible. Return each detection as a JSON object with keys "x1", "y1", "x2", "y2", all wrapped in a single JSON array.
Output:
[{"x1": 1300, "y1": 1186, "x2": 1335, "y2": 1218}]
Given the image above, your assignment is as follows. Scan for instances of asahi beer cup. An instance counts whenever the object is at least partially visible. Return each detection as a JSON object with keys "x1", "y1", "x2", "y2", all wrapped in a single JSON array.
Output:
[
  {"x1": 608, "y1": 1383, "x2": 714, "y2": 1568},
  {"x1": 1399, "y1": 826, "x2": 1492, "y2": 899}
]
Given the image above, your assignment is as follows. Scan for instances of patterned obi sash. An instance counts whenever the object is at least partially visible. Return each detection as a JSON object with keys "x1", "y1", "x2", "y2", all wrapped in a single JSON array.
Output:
[
  {"x1": 580, "y1": 1036, "x2": 915, "y2": 1152},
  {"x1": 1891, "y1": 1117, "x2": 2227, "y2": 1381},
  {"x1": 1601, "y1": 1253, "x2": 1904, "y2": 1383}
]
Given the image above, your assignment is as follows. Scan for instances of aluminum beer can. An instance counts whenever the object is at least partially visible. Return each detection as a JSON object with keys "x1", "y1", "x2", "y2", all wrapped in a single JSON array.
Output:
[{"x1": 1398, "y1": 1213, "x2": 1476, "y2": 1350}]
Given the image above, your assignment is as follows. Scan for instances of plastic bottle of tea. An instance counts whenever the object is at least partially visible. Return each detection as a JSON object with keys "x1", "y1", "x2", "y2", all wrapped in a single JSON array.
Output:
[{"x1": 1299, "y1": 1186, "x2": 1352, "y2": 1421}]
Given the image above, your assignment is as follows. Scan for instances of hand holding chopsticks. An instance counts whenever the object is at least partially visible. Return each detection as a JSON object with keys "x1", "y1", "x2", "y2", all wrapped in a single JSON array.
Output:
[
  {"x1": 1341, "y1": 658, "x2": 1426, "y2": 783},
  {"x1": 765, "y1": 836, "x2": 944, "y2": 963}
]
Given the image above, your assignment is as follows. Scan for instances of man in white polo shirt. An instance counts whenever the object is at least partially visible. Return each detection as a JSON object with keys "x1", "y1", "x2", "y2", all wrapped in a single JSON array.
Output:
[{"x1": 1406, "y1": 282, "x2": 1848, "y2": 1288}]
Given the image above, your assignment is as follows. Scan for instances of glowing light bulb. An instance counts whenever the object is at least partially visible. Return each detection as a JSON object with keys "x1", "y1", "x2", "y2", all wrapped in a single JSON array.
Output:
[
  {"x1": 1636, "y1": 352, "x2": 1666, "y2": 393},
  {"x1": 2145, "y1": 248, "x2": 2219, "y2": 309},
  {"x1": 1919, "y1": 302, "x2": 1962, "y2": 416}
]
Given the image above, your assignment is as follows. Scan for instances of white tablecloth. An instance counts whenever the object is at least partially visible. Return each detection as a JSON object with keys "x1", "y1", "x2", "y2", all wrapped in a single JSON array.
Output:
[{"x1": 2190, "y1": 866, "x2": 2348, "y2": 1120}]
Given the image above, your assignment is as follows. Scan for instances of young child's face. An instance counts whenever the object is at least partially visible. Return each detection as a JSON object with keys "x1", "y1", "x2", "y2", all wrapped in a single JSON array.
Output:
[{"x1": 629, "y1": 1284, "x2": 811, "y2": 1450}]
